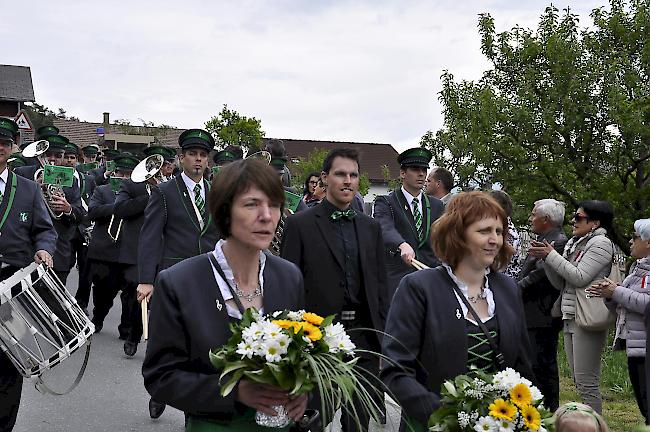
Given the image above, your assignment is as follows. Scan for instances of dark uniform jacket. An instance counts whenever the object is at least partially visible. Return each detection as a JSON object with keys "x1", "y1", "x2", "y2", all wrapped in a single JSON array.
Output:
[
  {"x1": 281, "y1": 202, "x2": 390, "y2": 345},
  {"x1": 381, "y1": 268, "x2": 533, "y2": 430},
  {"x1": 373, "y1": 189, "x2": 444, "y2": 294},
  {"x1": 0, "y1": 170, "x2": 57, "y2": 268},
  {"x1": 74, "y1": 170, "x2": 96, "y2": 237},
  {"x1": 87, "y1": 184, "x2": 122, "y2": 263},
  {"x1": 138, "y1": 174, "x2": 221, "y2": 284},
  {"x1": 142, "y1": 253, "x2": 304, "y2": 417},
  {"x1": 88, "y1": 165, "x2": 108, "y2": 186},
  {"x1": 517, "y1": 228, "x2": 568, "y2": 328},
  {"x1": 113, "y1": 179, "x2": 150, "y2": 266},
  {"x1": 14, "y1": 165, "x2": 85, "y2": 272}
]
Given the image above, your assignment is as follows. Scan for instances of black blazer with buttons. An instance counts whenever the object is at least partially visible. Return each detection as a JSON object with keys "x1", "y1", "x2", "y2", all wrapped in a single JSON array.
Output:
[
  {"x1": 138, "y1": 174, "x2": 221, "y2": 284},
  {"x1": 280, "y1": 202, "x2": 390, "y2": 346},
  {"x1": 373, "y1": 189, "x2": 444, "y2": 295},
  {"x1": 0, "y1": 170, "x2": 57, "y2": 268},
  {"x1": 87, "y1": 184, "x2": 122, "y2": 263},
  {"x1": 142, "y1": 252, "x2": 304, "y2": 417},
  {"x1": 113, "y1": 179, "x2": 150, "y2": 266},
  {"x1": 381, "y1": 267, "x2": 533, "y2": 430}
]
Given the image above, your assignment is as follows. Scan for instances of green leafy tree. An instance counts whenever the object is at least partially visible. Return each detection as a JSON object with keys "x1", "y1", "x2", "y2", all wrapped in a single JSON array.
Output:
[
  {"x1": 290, "y1": 147, "x2": 370, "y2": 196},
  {"x1": 23, "y1": 102, "x2": 78, "y2": 133},
  {"x1": 205, "y1": 104, "x2": 265, "y2": 153},
  {"x1": 422, "y1": 2, "x2": 650, "y2": 252},
  {"x1": 112, "y1": 118, "x2": 174, "y2": 140}
]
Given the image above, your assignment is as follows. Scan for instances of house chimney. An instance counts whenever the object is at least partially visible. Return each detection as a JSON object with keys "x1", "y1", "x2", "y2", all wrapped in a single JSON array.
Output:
[{"x1": 103, "y1": 112, "x2": 110, "y2": 133}]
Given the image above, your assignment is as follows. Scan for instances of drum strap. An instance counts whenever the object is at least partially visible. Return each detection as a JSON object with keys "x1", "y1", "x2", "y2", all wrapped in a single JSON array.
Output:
[
  {"x1": 33, "y1": 338, "x2": 93, "y2": 396},
  {"x1": 0, "y1": 172, "x2": 17, "y2": 234}
]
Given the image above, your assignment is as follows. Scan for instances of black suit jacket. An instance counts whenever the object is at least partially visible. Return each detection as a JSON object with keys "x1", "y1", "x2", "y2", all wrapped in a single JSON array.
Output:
[
  {"x1": 14, "y1": 165, "x2": 85, "y2": 271},
  {"x1": 74, "y1": 170, "x2": 96, "y2": 236},
  {"x1": 373, "y1": 190, "x2": 444, "y2": 294},
  {"x1": 138, "y1": 174, "x2": 221, "y2": 284},
  {"x1": 517, "y1": 228, "x2": 568, "y2": 328},
  {"x1": 0, "y1": 170, "x2": 57, "y2": 268},
  {"x1": 280, "y1": 203, "x2": 390, "y2": 343},
  {"x1": 88, "y1": 165, "x2": 108, "y2": 186},
  {"x1": 381, "y1": 267, "x2": 533, "y2": 430},
  {"x1": 87, "y1": 185, "x2": 122, "y2": 262},
  {"x1": 113, "y1": 179, "x2": 150, "y2": 266},
  {"x1": 142, "y1": 253, "x2": 304, "y2": 416}
]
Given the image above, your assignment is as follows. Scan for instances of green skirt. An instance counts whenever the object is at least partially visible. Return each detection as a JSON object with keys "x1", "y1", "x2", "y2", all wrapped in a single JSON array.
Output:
[{"x1": 186, "y1": 409, "x2": 292, "y2": 432}]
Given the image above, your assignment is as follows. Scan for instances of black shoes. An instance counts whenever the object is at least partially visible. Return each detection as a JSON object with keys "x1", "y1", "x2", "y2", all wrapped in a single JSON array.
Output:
[
  {"x1": 148, "y1": 399, "x2": 166, "y2": 419},
  {"x1": 123, "y1": 341, "x2": 137, "y2": 357}
]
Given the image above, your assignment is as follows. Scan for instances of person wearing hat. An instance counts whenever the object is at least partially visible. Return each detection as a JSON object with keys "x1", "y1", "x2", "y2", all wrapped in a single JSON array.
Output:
[
  {"x1": 81, "y1": 144, "x2": 100, "y2": 164},
  {"x1": 7, "y1": 152, "x2": 27, "y2": 170},
  {"x1": 373, "y1": 146, "x2": 445, "y2": 297},
  {"x1": 212, "y1": 144, "x2": 243, "y2": 166},
  {"x1": 143, "y1": 145, "x2": 177, "y2": 182},
  {"x1": 14, "y1": 134, "x2": 85, "y2": 283},
  {"x1": 264, "y1": 138, "x2": 293, "y2": 187},
  {"x1": 89, "y1": 148, "x2": 121, "y2": 185},
  {"x1": 268, "y1": 154, "x2": 309, "y2": 214},
  {"x1": 0, "y1": 118, "x2": 57, "y2": 432},
  {"x1": 86, "y1": 153, "x2": 140, "y2": 339},
  {"x1": 137, "y1": 129, "x2": 221, "y2": 418}
]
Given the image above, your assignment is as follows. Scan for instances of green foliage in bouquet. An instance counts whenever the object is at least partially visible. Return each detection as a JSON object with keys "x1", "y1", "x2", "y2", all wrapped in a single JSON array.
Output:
[
  {"x1": 429, "y1": 368, "x2": 555, "y2": 432},
  {"x1": 209, "y1": 308, "x2": 384, "y2": 428}
]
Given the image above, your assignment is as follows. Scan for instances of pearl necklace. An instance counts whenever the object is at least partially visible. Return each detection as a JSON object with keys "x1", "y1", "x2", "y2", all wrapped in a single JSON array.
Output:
[{"x1": 234, "y1": 281, "x2": 262, "y2": 303}]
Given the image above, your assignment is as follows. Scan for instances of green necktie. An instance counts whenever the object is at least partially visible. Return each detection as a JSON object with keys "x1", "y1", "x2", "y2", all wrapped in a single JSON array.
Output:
[
  {"x1": 412, "y1": 197, "x2": 423, "y2": 240},
  {"x1": 194, "y1": 184, "x2": 205, "y2": 219},
  {"x1": 330, "y1": 209, "x2": 356, "y2": 221},
  {"x1": 0, "y1": 190, "x2": 3, "y2": 206}
]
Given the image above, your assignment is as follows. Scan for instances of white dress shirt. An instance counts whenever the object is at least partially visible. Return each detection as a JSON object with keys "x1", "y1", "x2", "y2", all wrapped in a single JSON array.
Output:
[
  {"x1": 209, "y1": 239, "x2": 266, "y2": 319},
  {"x1": 0, "y1": 167, "x2": 7, "y2": 197},
  {"x1": 442, "y1": 263, "x2": 496, "y2": 324},
  {"x1": 401, "y1": 186, "x2": 424, "y2": 218},
  {"x1": 181, "y1": 172, "x2": 206, "y2": 228}
]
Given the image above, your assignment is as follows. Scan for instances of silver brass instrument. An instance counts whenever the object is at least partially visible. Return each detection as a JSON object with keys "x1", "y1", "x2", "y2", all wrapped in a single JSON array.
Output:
[
  {"x1": 131, "y1": 154, "x2": 165, "y2": 195},
  {"x1": 270, "y1": 208, "x2": 294, "y2": 255},
  {"x1": 23, "y1": 140, "x2": 66, "y2": 220},
  {"x1": 107, "y1": 216, "x2": 122, "y2": 242}
]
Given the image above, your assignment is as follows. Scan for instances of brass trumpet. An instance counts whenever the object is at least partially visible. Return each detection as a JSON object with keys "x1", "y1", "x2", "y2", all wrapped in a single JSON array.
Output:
[{"x1": 22, "y1": 140, "x2": 66, "y2": 220}]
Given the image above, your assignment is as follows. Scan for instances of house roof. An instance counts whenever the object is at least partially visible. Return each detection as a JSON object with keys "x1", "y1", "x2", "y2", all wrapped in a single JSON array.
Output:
[
  {"x1": 0, "y1": 65, "x2": 35, "y2": 102},
  {"x1": 273, "y1": 138, "x2": 400, "y2": 182}
]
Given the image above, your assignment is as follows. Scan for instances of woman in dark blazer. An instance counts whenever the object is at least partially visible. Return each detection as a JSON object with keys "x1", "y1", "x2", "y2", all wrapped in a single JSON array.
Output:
[
  {"x1": 142, "y1": 159, "x2": 307, "y2": 431},
  {"x1": 381, "y1": 192, "x2": 532, "y2": 432}
]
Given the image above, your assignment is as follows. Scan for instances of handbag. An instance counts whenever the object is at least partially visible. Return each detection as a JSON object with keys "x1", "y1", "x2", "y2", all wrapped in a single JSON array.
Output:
[{"x1": 574, "y1": 246, "x2": 618, "y2": 331}]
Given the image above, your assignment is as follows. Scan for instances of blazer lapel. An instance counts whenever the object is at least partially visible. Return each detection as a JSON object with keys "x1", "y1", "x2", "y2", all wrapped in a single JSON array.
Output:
[
  {"x1": 200, "y1": 178, "x2": 213, "y2": 236},
  {"x1": 199, "y1": 255, "x2": 233, "y2": 327},
  {"x1": 393, "y1": 190, "x2": 419, "y2": 241},
  {"x1": 353, "y1": 215, "x2": 370, "y2": 286},
  {"x1": 0, "y1": 171, "x2": 13, "y2": 221},
  {"x1": 174, "y1": 175, "x2": 201, "y2": 231},
  {"x1": 314, "y1": 205, "x2": 344, "y2": 270}
]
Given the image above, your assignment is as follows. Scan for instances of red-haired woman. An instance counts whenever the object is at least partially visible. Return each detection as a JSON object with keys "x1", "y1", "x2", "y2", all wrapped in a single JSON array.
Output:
[{"x1": 381, "y1": 191, "x2": 532, "y2": 431}]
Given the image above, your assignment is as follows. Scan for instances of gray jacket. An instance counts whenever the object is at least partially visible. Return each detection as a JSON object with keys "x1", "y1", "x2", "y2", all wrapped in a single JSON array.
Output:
[
  {"x1": 605, "y1": 257, "x2": 650, "y2": 357},
  {"x1": 544, "y1": 228, "x2": 614, "y2": 320}
]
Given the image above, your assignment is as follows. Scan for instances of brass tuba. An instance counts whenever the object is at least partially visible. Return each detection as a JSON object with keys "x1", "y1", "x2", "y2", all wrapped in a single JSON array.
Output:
[
  {"x1": 22, "y1": 140, "x2": 66, "y2": 220},
  {"x1": 131, "y1": 154, "x2": 165, "y2": 195}
]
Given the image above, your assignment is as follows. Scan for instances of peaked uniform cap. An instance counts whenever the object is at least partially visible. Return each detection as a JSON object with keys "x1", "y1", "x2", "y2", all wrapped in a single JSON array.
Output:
[
  {"x1": 45, "y1": 134, "x2": 69, "y2": 150},
  {"x1": 82, "y1": 144, "x2": 100, "y2": 155},
  {"x1": 213, "y1": 149, "x2": 242, "y2": 165},
  {"x1": 65, "y1": 142, "x2": 80, "y2": 155},
  {"x1": 114, "y1": 153, "x2": 141, "y2": 170},
  {"x1": 178, "y1": 129, "x2": 215, "y2": 151},
  {"x1": 398, "y1": 147, "x2": 433, "y2": 168},
  {"x1": 0, "y1": 118, "x2": 19, "y2": 141},
  {"x1": 8, "y1": 152, "x2": 27, "y2": 167},
  {"x1": 103, "y1": 149, "x2": 121, "y2": 160},
  {"x1": 143, "y1": 145, "x2": 177, "y2": 161},
  {"x1": 36, "y1": 125, "x2": 60, "y2": 139}
]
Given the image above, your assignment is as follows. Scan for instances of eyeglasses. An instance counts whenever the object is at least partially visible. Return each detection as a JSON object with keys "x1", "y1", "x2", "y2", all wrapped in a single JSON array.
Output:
[
  {"x1": 572, "y1": 213, "x2": 589, "y2": 222},
  {"x1": 308, "y1": 181, "x2": 318, "y2": 185}
]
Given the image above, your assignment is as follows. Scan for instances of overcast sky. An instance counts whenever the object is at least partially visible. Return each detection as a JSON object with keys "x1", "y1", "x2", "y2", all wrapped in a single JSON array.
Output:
[{"x1": 4, "y1": 1, "x2": 602, "y2": 152}]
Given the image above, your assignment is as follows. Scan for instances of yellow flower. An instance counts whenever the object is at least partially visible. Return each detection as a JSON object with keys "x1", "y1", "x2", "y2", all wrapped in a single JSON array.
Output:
[
  {"x1": 509, "y1": 383, "x2": 532, "y2": 407},
  {"x1": 300, "y1": 322, "x2": 323, "y2": 341},
  {"x1": 302, "y1": 312, "x2": 324, "y2": 326},
  {"x1": 521, "y1": 404, "x2": 541, "y2": 431},
  {"x1": 488, "y1": 399, "x2": 517, "y2": 422},
  {"x1": 271, "y1": 320, "x2": 294, "y2": 330}
]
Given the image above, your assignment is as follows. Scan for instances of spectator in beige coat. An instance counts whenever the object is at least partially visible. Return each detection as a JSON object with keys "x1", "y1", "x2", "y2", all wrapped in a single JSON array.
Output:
[{"x1": 528, "y1": 200, "x2": 615, "y2": 413}]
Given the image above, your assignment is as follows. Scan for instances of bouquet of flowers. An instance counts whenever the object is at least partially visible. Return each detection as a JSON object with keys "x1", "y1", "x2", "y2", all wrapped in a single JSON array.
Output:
[
  {"x1": 428, "y1": 368, "x2": 555, "y2": 432},
  {"x1": 209, "y1": 308, "x2": 381, "y2": 428}
]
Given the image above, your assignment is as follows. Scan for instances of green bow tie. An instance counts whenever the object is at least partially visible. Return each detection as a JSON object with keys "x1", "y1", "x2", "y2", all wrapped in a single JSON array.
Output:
[{"x1": 330, "y1": 209, "x2": 356, "y2": 221}]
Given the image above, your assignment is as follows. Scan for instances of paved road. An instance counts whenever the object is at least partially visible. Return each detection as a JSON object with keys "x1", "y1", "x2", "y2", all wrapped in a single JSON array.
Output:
[{"x1": 13, "y1": 269, "x2": 401, "y2": 431}]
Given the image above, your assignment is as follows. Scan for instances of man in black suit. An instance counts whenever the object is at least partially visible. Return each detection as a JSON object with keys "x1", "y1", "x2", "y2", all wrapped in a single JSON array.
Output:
[
  {"x1": 517, "y1": 198, "x2": 568, "y2": 412},
  {"x1": 0, "y1": 118, "x2": 57, "y2": 432},
  {"x1": 136, "y1": 128, "x2": 221, "y2": 419},
  {"x1": 373, "y1": 147, "x2": 444, "y2": 296},
  {"x1": 15, "y1": 134, "x2": 85, "y2": 283},
  {"x1": 281, "y1": 148, "x2": 389, "y2": 432}
]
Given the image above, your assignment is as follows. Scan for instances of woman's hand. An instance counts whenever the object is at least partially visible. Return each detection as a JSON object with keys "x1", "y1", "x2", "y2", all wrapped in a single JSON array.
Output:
[
  {"x1": 285, "y1": 393, "x2": 308, "y2": 421},
  {"x1": 528, "y1": 240, "x2": 554, "y2": 259},
  {"x1": 586, "y1": 277, "x2": 617, "y2": 299},
  {"x1": 235, "y1": 379, "x2": 290, "y2": 416}
]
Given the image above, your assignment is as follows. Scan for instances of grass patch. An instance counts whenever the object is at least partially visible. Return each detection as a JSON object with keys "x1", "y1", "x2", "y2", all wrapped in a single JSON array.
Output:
[{"x1": 558, "y1": 331, "x2": 645, "y2": 431}]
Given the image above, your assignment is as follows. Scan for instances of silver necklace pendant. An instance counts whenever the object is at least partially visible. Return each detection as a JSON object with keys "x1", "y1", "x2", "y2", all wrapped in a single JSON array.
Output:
[
  {"x1": 467, "y1": 290, "x2": 487, "y2": 304},
  {"x1": 234, "y1": 281, "x2": 262, "y2": 302}
]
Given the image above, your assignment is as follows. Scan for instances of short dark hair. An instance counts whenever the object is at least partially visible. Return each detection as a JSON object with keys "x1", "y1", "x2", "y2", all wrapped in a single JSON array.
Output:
[
  {"x1": 208, "y1": 159, "x2": 285, "y2": 237},
  {"x1": 431, "y1": 167, "x2": 454, "y2": 192},
  {"x1": 489, "y1": 190, "x2": 513, "y2": 218},
  {"x1": 265, "y1": 139, "x2": 286, "y2": 158},
  {"x1": 431, "y1": 191, "x2": 514, "y2": 271},
  {"x1": 303, "y1": 171, "x2": 320, "y2": 195},
  {"x1": 578, "y1": 200, "x2": 614, "y2": 232},
  {"x1": 322, "y1": 148, "x2": 360, "y2": 173}
]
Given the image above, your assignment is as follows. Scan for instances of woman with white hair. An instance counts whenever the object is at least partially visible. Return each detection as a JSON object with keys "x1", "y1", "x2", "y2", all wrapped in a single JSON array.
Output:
[{"x1": 587, "y1": 218, "x2": 650, "y2": 424}]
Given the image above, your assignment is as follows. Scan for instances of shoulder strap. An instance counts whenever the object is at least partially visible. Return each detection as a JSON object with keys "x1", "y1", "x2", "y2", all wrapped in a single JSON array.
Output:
[
  {"x1": 436, "y1": 267, "x2": 506, "y2": 369},
  {"x1": 207, "y1": 252, "x2": 246, "y2": 315}
]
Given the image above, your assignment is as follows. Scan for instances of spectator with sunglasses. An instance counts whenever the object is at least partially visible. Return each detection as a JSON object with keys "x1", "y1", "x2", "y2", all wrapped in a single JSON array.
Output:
[{"x1": 528, "y1": 200, "x2": 616, "y2": 413}]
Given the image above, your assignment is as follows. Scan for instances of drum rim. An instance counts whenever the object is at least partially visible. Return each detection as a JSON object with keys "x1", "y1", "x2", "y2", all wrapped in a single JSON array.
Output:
[{"x1": 0, "y1": 262, "x2": 39, "y2": 302}]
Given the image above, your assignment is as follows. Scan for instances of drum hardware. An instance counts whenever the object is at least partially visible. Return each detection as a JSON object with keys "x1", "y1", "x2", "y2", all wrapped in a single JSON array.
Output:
[
  {"x1": 22, "y1": 140, "x2": 66, "y2": 220},
  {"x1": 141, "y1": 300, "x2": 149, "y2": 341},
  {"x1": 131, "y1": 154, "x2": 165, "y2": 195},
  {"x1": 0, "y1": 263, "x2": 94, "y2": 395}
]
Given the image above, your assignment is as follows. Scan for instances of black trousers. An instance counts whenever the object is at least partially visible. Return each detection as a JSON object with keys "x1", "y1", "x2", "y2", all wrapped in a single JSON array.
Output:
[
  {"x1": 70, "y1": 234, "x2": 92, "y2": 309},
  {"x1": 629, "y1": 356, "x2": 648, "y2": 423},
  {"x1": 124, "y1": 265, "x2": 143, "y2": 344},
  {"x1": 0, "y1": 266, "x2": 22, "y2": 432},
  {"x1": 89, "y1": 260, "x2": 137, "y2": 338},
  {"x1": 527, "y1": 323, "x2": 562, "y2": 412}
]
